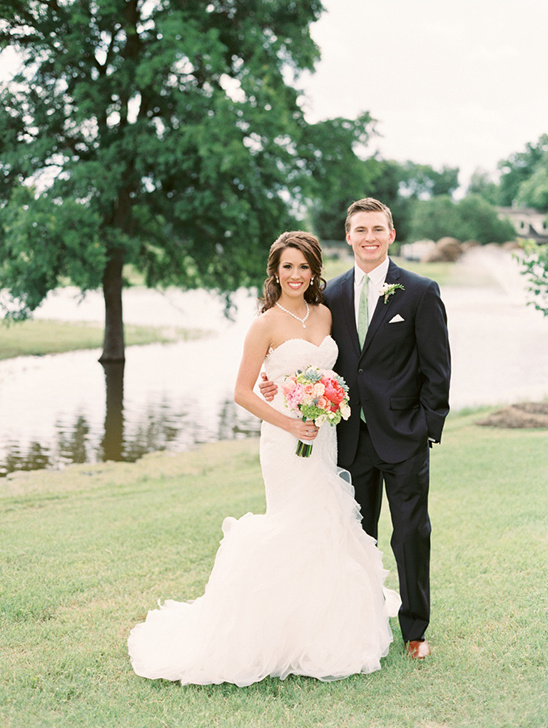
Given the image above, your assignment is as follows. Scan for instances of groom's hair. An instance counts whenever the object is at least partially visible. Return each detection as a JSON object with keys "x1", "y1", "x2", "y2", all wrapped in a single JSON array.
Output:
[{"x1": 345, "y1": 198, "x2": 394, "y2": 232}]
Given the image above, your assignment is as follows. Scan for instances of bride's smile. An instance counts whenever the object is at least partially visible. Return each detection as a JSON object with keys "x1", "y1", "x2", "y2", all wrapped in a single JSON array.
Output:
[{"x1": 277, "y1": 247, "x2": 313, "y2": 303}]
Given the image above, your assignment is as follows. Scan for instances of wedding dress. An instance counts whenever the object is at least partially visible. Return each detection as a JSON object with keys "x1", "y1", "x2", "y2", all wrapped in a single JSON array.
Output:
[{"x1": 128, "y1": 336, "x2": 400, "y2": 686}]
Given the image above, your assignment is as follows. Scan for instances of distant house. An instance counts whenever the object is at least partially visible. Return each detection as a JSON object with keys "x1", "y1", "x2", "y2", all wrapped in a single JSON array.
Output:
[{"x1": 497, "y1": 207, "x2": 548, "y2": 243}]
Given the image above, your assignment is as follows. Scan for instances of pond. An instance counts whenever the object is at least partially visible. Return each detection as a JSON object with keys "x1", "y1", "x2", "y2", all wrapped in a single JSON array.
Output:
[
  {"x1": 1, "y1": 248, "x2": 547, "y2": 477},
  {"x1": 0, "y1": 332, "x2": 261, "y2": 477},
  {"x1": 0, "y1": 286, "x2": 261, "y2": 477}
]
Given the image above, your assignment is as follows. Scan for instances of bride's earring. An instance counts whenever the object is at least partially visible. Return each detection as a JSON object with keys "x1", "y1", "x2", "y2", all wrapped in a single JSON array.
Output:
[
  {"x1": 275, "y1": 276, "x2": 279, "y2": 284},
  {"x1": 310, "y1": 277, "x2": 314, "y2": 283}
]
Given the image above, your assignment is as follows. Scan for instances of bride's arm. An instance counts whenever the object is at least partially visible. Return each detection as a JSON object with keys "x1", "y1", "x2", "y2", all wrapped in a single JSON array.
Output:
[{"x1": 234, "y1": 319, "x2": 318, "y2": 442}]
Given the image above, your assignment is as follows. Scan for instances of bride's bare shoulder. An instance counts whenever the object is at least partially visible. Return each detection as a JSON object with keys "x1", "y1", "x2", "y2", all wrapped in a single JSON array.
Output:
[
  {"x1": 245, "y1": 306, "x2": 279, "y2": 343},
  {"x1": 314, "y1": 303, "x2": 332, "y2": 326}
]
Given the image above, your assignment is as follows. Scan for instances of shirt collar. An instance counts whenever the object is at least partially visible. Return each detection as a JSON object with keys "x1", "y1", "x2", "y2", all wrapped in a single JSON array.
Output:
[{"x1": 354, "y1": 257, "x2": 390, "y2": 288}]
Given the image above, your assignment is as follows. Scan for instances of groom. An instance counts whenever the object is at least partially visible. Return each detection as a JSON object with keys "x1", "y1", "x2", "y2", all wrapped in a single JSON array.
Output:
[
  {"x1": 323, "y1": 197, "x2": 450, "y2": 659},
  {"x1": 262, "y1": 197, "x2": 451, "y2": 659}
]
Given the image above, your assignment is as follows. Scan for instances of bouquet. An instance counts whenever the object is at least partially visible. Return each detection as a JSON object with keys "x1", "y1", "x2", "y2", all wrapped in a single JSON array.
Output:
[{"x1": 281, "y1": 366, "x2": 351, "y2": 457}]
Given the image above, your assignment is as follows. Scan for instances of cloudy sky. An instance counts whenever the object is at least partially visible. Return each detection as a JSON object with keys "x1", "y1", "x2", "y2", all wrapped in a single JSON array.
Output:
[{"x1": 298, "y1": 0, "x2": 548, "y2": 189}]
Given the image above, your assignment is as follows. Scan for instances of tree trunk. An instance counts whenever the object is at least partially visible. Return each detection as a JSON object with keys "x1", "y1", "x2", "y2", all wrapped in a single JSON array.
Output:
[{"x1": 99, "y1": 250, "x2": 125, "y2": 363}]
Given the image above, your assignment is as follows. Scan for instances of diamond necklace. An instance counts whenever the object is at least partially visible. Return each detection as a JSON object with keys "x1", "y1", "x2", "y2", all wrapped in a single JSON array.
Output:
[{"x1": 275, "y1": 301, "x2": 310, "y2": 328}]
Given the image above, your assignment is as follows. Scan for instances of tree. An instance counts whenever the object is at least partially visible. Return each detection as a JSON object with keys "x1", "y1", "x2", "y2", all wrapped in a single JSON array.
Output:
[
  {"x1": 516, "y1": 157, "x2": 548, "y2": 211},
  {"x1": 497, "y1": 134, "x2": 548, "y2": 207},
  {"x1": 306, "y1": 155, "x2": 460, "y2": 245},
  {"x1": 467, "y1": 168, "x2": 499, "y2": 206},
  {"x1": 407, "y1": 194, "x2": 516, "y2": 244},
  {"x1": 398, "y1": 162, "x2": 460, "y2": 200},
  {"x1": 0, "y1": 0, "x2": 327, "y2": 361},
  {"x1": 517, "y1": 240, "x2": 548, "y2": 316},
  {"x1": 406, "y1": 195, "x2": 461, "y2": 243},
  {"x1": 303, "y1": 113, "x2": 378, "y2": 241},
  {"x1": 365, "y1": 158, "x2": 415, "y2": 243}
]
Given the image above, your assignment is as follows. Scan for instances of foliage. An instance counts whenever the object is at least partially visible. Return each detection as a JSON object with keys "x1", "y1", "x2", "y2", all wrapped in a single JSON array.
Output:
[
  {"x1": 517, "y1": 239, "x2": 548, "y2": 316},
  {"x1": 497, "y1": 134, "x2": 548, "y2": 208},
  {"x1": 466, "y1": 167, "x2": 499, "y2": 205},
  {"x1": 0, "y1": 186, "x2": 105, "y2": 315},
  {"x1": 303, "y1": 114, "x2": 378, "y2": 241},
  {"x1": 398, "y1": 161, "x2": 459, "y2": 199},
  {"x1": 407, "y1": 194, "x2": 516, "y2": 244},
  {"x1": 515, "y1": 158, "x2": 548, "y2": 211},
  {"x1": 359, "y1": 158, "x2": 413, "y2": 243},
  {"x1": 1, "y1": 418, "x2": 546, "y2": 727},
  {"x1": 308, "y1": 155, "x2": 460, "y2": 244},
  {"x1": 0, "y1": 0, "x2": 333, "y2": 358}
]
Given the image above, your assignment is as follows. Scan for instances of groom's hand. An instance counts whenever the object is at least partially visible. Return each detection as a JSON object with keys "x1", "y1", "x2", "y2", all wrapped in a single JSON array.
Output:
[{"x1": 259, "y1": 372, "x2": 277, "y2": 402}]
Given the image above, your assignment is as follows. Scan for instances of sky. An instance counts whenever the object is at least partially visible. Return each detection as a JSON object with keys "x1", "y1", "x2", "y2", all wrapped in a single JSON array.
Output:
[{"x1": 297, "y1": 0, "x2": 548, "y2": 189}]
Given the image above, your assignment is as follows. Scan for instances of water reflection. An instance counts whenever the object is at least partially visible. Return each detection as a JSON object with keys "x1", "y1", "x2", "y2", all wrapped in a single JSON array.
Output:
[
  {"x1": 59, "y1": 414, "x2": 91, "y2": 464},
  {"x1": 0, "y1": 395, "x2": 260, "y2": 477},
  {"x1": 2, "y1": 441, "x2": 52, "y2": 475},
  {"x1": 101, "y1": 362, "x2": 125, "y2": 462},
  {"x1": 0, "y1": 334, "x2": 261, "y2": 478}
]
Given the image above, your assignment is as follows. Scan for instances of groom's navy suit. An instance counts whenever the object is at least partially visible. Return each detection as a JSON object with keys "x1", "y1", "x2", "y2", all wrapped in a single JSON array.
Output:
[{"x1": 323, "y1": 258, "x2": 451, "y2": 642}]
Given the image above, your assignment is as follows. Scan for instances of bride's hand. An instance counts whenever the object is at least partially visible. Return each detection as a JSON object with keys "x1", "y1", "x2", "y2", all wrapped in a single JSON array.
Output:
[{"x1": 287, "y1": 419, "x2": 319, "y2": 441}]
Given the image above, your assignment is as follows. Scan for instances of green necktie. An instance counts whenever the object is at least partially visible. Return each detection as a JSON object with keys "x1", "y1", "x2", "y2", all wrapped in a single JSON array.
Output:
[{"x1": 358, "y1": 275, "x2": 370, "y2": 348}]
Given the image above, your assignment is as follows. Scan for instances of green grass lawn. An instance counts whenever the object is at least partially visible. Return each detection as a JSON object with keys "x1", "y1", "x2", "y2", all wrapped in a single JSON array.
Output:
[
  {"x1": 1, "y1": 411, "x2": 546, "y2": 727},
  {"x1": 0, "y1": 319, "x2": 205, "y2": 360}
]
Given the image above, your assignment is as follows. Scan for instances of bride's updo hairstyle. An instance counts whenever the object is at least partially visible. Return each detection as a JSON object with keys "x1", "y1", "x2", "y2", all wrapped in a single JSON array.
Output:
[{"x1": 260, "y1": 231, "x2": 326, "y2": 314}]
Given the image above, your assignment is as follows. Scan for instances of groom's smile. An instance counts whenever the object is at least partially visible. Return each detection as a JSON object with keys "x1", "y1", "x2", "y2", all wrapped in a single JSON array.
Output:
[{"x1": 346, "y1": 210, "x2": 396, "y2": 273}]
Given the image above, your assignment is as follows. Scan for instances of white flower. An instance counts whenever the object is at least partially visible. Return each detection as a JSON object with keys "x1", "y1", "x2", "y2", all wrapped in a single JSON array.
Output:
[
  {"x1": 379, "y1": 282, "x2": 405, "y2": 304},
  {"x1": 340, "y1": 403, "x2": 351, "y2": 419}
]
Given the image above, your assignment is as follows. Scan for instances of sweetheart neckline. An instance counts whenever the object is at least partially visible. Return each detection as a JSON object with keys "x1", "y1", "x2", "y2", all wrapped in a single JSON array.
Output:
[{"x1": 267, "y1": 335, "x2": 334, "y2": 357}]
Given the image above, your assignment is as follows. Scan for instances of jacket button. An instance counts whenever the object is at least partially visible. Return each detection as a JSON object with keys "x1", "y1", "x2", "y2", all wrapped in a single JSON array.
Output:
[{"x1": 358, "y1": 368, "x2": 364, "y2": 374}]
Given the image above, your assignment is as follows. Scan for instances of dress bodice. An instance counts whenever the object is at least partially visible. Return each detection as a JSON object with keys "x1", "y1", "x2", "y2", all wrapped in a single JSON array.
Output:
[{"x1": 264, "y1": 336, "x2": 338, "y2": 384}]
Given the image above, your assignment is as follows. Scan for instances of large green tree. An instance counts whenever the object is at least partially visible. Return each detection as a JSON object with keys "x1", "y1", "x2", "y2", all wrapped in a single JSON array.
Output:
[{"x1": 0, "y1": 0, "x2": 330, "y2": 361}]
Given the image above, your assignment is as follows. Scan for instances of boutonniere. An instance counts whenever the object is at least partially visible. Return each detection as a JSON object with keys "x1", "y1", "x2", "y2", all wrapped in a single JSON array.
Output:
[{"x1": 379, "y1": 282, "x2": 405, "y2": 304}]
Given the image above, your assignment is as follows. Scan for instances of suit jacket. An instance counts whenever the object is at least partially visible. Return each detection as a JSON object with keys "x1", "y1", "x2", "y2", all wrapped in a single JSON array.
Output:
[{"x1": 323, "y1": 259, "x2": 451, "y2": 464}]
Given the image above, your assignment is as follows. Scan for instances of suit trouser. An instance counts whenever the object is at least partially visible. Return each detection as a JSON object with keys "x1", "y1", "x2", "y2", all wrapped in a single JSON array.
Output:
[{"x1": 343, "y1": 421, "x2": 431, "y2": 643}]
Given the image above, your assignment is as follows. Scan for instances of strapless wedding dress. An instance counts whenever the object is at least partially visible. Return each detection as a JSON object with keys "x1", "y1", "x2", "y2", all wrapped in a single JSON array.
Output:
[{"x1": 128, "y1": 336, "x2": 400, "y2": 686}]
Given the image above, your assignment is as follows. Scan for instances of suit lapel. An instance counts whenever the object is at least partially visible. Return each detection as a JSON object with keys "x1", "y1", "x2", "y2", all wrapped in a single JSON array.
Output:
[
  {"x1": 361, "y1": 259, "x2": 401, "y2": 356},
  {"x1": 339, "y1": 269, "x2": 361, "y2": 357}
]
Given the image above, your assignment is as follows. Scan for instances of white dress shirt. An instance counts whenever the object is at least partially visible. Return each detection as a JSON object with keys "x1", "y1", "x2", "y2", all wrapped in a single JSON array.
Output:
[{"x1": 354, "y1": 257, "x2": 390, "y2": 331}]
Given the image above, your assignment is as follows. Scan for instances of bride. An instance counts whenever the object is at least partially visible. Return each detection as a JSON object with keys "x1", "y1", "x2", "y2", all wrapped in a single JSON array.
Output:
[{"x1": 128, "y1": 231, "x2": 400, "y2": 686}]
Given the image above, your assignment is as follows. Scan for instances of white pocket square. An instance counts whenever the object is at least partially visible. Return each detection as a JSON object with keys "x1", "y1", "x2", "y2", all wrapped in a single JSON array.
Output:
[{"x1": 389, "y1": 314, "x2": 405, "y2": 323}]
